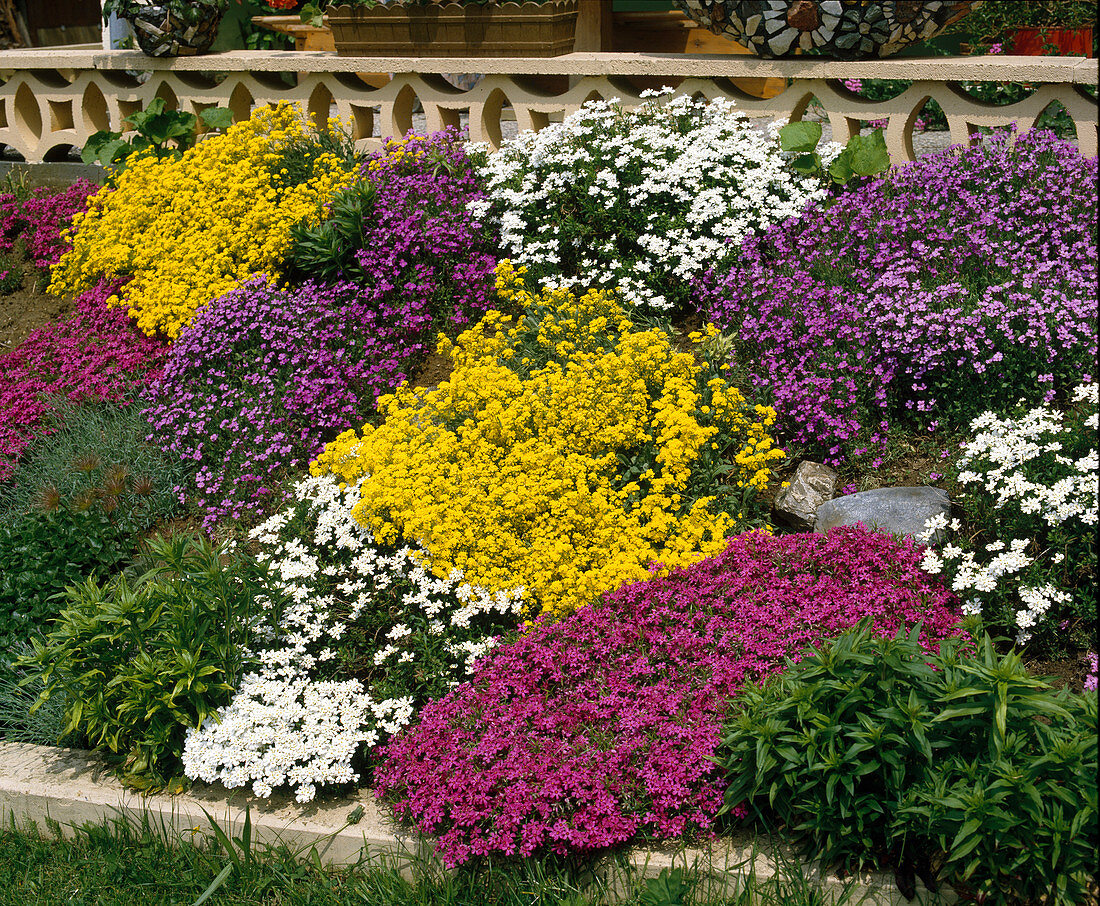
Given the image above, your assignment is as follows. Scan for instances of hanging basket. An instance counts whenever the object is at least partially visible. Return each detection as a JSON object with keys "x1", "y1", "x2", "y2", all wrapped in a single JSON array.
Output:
[
  {"x1": 326, "y1": 0, "x2": 580, "y2": 58},
  {"x1": 670, "y1": 1, "x2": 982, "y2": 59},
  {"x1": 127, "y1": 4, "x2": 225, "y2": 57}
]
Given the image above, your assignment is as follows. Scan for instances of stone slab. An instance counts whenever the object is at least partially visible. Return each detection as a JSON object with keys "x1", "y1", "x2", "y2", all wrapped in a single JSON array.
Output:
[
  {"x1": 0, "y1": 48, "x2": 1092, "y2": 84},
  {"x1": 0, "y1": 741, "x2": 951, "y2": 904},
  {"x1": 814, "y1": 486, "x2": 951, "y2": 543}
]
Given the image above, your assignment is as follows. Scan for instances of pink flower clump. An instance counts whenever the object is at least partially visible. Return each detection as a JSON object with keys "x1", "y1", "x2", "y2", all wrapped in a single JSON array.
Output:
[
  {"x1": 0, "y1": 279, "x2": 167, "y2": 477},
  {"x1": 0, "y1": 179, "x2": 98, "y2": 269},
  {"x1": 376, "y1": 526, "x2": 961, "y2": 865}
]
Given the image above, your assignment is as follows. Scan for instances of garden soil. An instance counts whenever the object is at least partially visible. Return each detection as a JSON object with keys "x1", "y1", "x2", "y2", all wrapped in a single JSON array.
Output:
[{"x1": 0, "y1": 283, "x2": 73, "y2": 354}]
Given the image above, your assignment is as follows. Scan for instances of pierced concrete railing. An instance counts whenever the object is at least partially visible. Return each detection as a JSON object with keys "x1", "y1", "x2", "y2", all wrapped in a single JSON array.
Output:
[{"x1": 0, "y1": 49, "x2": 1095, "y2": 163}]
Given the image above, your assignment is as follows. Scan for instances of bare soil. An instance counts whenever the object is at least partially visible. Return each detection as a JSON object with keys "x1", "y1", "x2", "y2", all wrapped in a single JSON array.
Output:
[{"x1": 0, "y1": 278, "x2": 72, "y2": 354}]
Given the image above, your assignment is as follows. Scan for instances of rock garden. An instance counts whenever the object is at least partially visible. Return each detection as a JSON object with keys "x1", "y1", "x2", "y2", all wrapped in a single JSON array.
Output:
[{"x1": 0, "y1": 92, "x2": 1095, "y2": 905}]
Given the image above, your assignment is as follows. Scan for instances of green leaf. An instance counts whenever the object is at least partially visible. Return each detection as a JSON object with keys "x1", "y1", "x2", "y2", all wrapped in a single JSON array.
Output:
[
  {"x1": 846, "y1": 128, "x2": 890, "y2": 177},
  {"x1": 191, "y1": 863, "x2": 234, "y2": 906},
  {"x1": 789, "y1": 152, "x2": 821, "y2": 175},
  {"x1": 828, "y1": 148, "x2": 854, "y2": 185},
  {"x1": 779, "y1": 120, "x2": 823, "y2": 154},
  {"x1": 199, "y1": 106, "x2": 234, "y2": 131}
]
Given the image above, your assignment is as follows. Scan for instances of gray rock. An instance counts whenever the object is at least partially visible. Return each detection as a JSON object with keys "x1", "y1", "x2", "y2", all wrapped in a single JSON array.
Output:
[
  {"x1": 774, "y1": 460, "x2": 837, "y2": 530},
  {"x1": 814, "y1": 486, "x2": 951, "y2": 543}
]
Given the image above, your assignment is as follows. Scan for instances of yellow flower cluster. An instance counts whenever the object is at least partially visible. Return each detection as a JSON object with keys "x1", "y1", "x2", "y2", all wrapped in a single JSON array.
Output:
[
  {"x1": 313, "y1": 263, "x2": 784, "y2": 621},
  {"x1": 49, "y1": 104, "x2": 356, "y2": 339},
  {"x1": 365, "y1": 133, "x2": 427, "y2": 174}
]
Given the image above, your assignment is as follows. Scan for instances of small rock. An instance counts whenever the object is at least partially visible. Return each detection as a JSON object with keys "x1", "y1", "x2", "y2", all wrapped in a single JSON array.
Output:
[
  {"x1": 814, "y1": 486, "x2": 951, "y2": 543},
  {"x1": 774, "y1": 461, "x2": 837, "y2": 530}
]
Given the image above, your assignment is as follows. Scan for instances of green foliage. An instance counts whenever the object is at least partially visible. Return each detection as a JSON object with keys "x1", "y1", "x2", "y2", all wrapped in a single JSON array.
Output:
[
  {"x1": 81, "y1": 98, "x2": 234, "y2": 174},
  {"x1": 0, "y1": 642, "x2": 73, "y2": 746},
  {"x1": 780, "y1": 121, "x2": 890, "y2": 187},
  {"x1": 0, "y1": 813, "x2": 849, "y2": 906},
  {"x1": 0, "y1": 507, "x2": 129, "y2": 660},
  {"x1": 20, "y1": 534, "x2": 272, "y2": 788},
  {"x1": 0, "y1": 400, "x2": 184, "y2": 533},
  {"x1": 0, "y1": 253, "x2": 22, "y2": 294},
  {"x1": 286, "y1": 177, "x2": 376, "y2": 282},
  {"x1": 639, "y1": 867, "x2": 688, "y2": 906},
  {"x1": 944, "y1": 0, "x2": 1098, "y2": 46},
  {"x1": 716, "y1": 623, "x2": 1098, "y2": 904}
]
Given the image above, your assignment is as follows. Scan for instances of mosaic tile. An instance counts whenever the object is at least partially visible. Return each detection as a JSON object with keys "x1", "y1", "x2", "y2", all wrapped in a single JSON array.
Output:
[{"x1": 672, "y1": 0, "x2": 981, "y2": 58}]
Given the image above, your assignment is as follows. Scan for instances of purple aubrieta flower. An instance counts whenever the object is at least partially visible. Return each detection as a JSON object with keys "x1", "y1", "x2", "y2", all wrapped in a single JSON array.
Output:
[
  {"x1": 695, "y1": 128, "x2": 1097, "y2": 467},
  {"x1": 143, "y1": 278, "x2": 428, "y2": 530}
]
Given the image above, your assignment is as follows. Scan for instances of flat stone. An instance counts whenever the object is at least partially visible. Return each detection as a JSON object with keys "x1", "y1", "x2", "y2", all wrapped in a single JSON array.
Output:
[
  {"x1": 774, "y1": 460, "x2": 837, "y2": 530},
  {"x1": 814, "y1": 486, "x2": 951, "y2": 543}
]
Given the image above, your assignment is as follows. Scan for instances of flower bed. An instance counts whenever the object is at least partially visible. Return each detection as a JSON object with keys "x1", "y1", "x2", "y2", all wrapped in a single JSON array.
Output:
[
  {"x1": 0, "y1": 279, "x2": 166, "y2": 478},
  {"x1": 0, "y1": 95, "x2": 1093, "y2": 904},
  {"x1": 695, "y1": 128, "x2": 1097, "y2": 467},
  {"x1": 50, "y1": 104, "x2": 356, "y2": 339},
  {"x1": 376, "y1": 527, "x2": 960, "y2": 865},
  {"x1": 315, "y1": 264, "x2": 784, "y2": 621}
]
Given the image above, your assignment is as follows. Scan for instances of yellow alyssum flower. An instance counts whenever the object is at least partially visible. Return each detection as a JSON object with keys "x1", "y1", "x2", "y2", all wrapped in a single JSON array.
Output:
[
  {"x1": 313, "y1": 264, "x2": 783, "y2": 622},
  {"x1": 49, "y1": 104, "x2": 356, "y2": 339}
]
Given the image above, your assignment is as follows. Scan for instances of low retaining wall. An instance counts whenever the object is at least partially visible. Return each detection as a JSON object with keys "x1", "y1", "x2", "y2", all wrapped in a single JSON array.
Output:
[
  {"x1": 0, "y1": 49, "x2": 1095, "y2": 163},
  {"x1": 0, "y1": 741, "x2": 951, "y2": 905}
]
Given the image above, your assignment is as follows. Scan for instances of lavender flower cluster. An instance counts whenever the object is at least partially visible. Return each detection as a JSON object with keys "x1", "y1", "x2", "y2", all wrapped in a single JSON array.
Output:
[
  {"x1": 300, "y1": 128, "x2": 498, "y2": 333},
  {"x1": 695, "y1": 129, "x2": 1097, "y2": 466},
  {"x1": 143, "y1": 279, "x2": 422, "y2": 530}
]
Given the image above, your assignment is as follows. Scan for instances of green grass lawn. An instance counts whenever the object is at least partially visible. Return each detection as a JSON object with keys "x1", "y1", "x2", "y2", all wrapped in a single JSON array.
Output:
[{"x1": 0, "y1": 816, "x2": 854, "y2": 906}]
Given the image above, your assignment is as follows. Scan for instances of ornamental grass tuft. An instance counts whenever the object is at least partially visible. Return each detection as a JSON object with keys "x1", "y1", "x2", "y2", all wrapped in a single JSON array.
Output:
[{"x1": 376, "y1": 525, "x2": 961, "y2": 866}]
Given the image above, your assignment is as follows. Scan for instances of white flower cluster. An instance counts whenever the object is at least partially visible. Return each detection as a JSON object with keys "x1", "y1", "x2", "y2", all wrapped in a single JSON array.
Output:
[
  {"x1": 183, "y1": 474, "x2": 522, "y2": 802},
  {"x1": 470, "y1": 91, "x2": 833, "y2": 313},
  {"x1": 918, "y1": 384, "x2": 1098, "y2": 643},
  {"x1": 955, "y1": 383, "x2": 1099, "y2": 528}
]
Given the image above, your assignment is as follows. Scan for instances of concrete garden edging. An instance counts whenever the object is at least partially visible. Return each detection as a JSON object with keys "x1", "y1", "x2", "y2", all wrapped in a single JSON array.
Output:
[{"x1": 0, "y1": 741, "x2": 953, "y2": 905}]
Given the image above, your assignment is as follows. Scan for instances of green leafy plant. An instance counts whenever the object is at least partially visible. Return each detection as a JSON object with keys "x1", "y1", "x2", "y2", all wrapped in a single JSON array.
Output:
[
  {"x1": 716, "y1": 623, "x2": 1098, "y2": 905},
  {"x1": 0, "y1": 253, "x2": 22, "y2": 294},
  {"x1": 21, "y1": 534, "x2": 274, "y2": 789},
  {"x1": 779, "y1": 121, "x2": 891, "y2": 187},
  {"x1": 81, "y1": 98, "x2": 234, "y2": 173},
  {"x1": 944, "y1": 0, "x2": 1098, "y2": 51},
  {"x1": 0, "y1": 506, "x2": 129, "y2": 660},
  {"x1": 0, "y1": 641, "x2": 74, "y2": 745}
]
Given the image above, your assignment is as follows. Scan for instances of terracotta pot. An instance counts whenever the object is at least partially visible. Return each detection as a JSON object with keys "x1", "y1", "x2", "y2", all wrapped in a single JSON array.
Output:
[
  {"x1": 1008, "y1": 27, "x2": 1093, "y2": 57},
  {"x1": 670, "y1": 0, "x2": 981, "y2": 59},
  {"x1": 326, "y1": 0, "x2": 580, "y2": 58},
  {"x1": 127, "y1": 4, "x2": 225, "y2": 57}
]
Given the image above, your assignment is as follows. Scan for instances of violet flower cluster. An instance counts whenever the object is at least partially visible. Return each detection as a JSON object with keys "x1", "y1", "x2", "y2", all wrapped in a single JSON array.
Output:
[
  {"x1": 695, "y1": 129, "x2": 1097, "y2": 466},
  {"x1": 0, "y1": 179, "x2": 97, "y2": 269},
  {"x1": 376, "y1": 526, "x2": 960, "y2": 865},
  {"x1": 296, "y1": 128, "x2": 498, "y2": 334},
  {"x1": 143, "y1": 278, "x2": 426, "y2": 530},
  {"x1": 0, "y1": 278, "x2": 167, "y2": 478}
]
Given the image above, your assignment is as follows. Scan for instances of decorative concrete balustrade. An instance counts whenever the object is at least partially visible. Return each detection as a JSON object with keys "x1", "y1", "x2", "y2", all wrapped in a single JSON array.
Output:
[{"x1": 0, "y1": 48, "x2": 1095, "y2": 164}]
